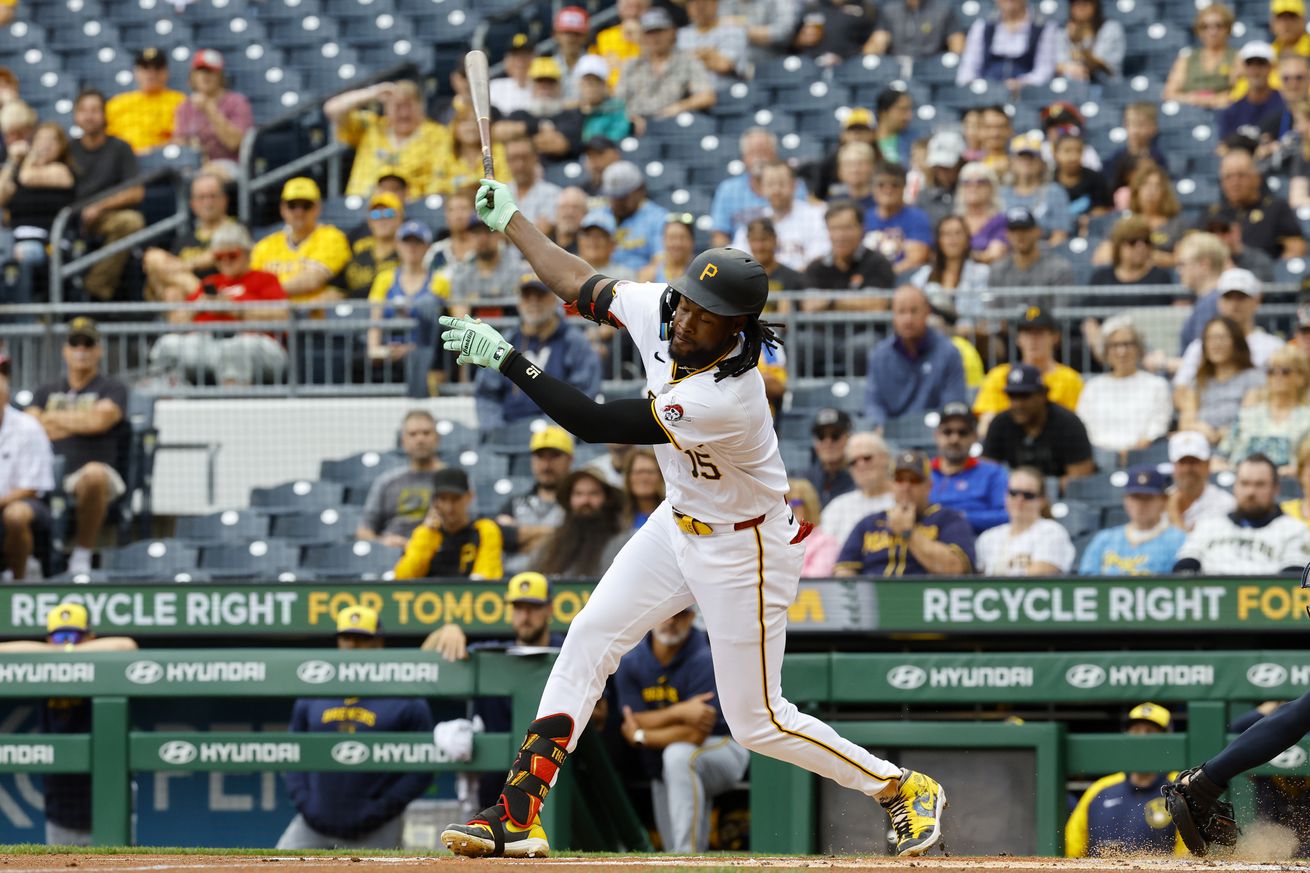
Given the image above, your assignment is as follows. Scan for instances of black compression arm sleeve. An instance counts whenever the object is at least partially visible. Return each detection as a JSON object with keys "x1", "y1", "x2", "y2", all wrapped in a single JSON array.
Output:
[{"x1": 500, "y1": 349, "x2": 670, "y2": 445}]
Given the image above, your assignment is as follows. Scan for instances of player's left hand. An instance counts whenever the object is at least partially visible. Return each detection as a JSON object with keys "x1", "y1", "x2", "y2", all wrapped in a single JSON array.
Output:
[{"x1": 439, "y1": 315, "x2": 514, "y2": 370}]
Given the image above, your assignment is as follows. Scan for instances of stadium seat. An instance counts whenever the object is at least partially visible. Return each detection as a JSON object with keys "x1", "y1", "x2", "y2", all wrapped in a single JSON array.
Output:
[
  {"x1": 882, "y1": 412, "x2": 937, "y2": 450},
  {"x1": 301, "y1": 541, "x2": 403, "y2": 579},
  {"x1": 320, "y1": 450, "x2": 407, "y2": 486},
  {"x1": 101, "y1": 539, "x2": 200, "y2": 581},
  {"x1": 198, "y1": 539, "x2": 303, "y2": 578},
  {"x1": 1063, "y1": 473, "x2": 1126, "y2": 509},
  {"x1": 175, "y1": 510, "x2": 273, "y2": 545},
  {"x1": 271, "y1": 506, "x2": 364, "y2": 545},
  {"x1": 249, "y1": 479, "x2": 347, "y2": 514},
  {"x1": 1051, "y1": 499, "x2": 1099, "y2": 540}
]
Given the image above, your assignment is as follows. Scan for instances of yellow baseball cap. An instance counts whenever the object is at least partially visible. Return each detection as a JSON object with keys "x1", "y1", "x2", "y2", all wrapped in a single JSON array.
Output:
[
  {"x1": 369, "y1": 191, "x2": 403, "y2": 213},
  {"x1": 506, "y1": 571, "x2": 551, "y2": 605},
  {"x1": 281, "y1": 176, "x2": 322, "y2": 202},
  {"x1": 1128, "y1": 702, "x2": 1171, "y2": 731},
  {"x1": 1010, "y1": 132, "x2": 1044, "y2": 155},
  {"x1": 1274, "y1": 0, "x2": 1306, "y2": 16},
  {"x1": 530, "y1": 425, "x2": 575, "y2": 455},
  {"x1": 47, "y1": 602, "x2": 88, "y2": 634},
  {"x1": 844, "y1": 107, "x2": 874, "y2": 129},
  {"x1": 529, "y1": 56, "x2": 563, "y2": 80},
  {"x1": 336, "y1": 604, "x2": 380, "y2": 636}
]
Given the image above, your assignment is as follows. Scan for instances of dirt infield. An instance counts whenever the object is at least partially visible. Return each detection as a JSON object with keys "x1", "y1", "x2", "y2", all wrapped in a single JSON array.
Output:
[{"x1": 3, "y1": 854, "x2": 1310, "y2": 873}]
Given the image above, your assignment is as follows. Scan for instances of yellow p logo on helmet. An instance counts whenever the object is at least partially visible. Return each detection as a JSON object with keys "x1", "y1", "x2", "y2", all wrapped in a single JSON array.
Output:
[
  {"x1": 1026, "y1": 306, "x2": 1040, "y2": 321},
  {"x1": 699, "y1": 263, "x2": 718, "y2": 282}
]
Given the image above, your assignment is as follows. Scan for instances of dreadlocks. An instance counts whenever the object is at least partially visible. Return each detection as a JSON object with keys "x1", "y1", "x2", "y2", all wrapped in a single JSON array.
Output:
[{"x1": 713, "y1": 318, "x2": 783, "y2": 382}]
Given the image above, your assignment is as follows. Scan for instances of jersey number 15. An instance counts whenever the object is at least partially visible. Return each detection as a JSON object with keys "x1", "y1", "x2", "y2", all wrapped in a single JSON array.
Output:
[{"x1": 683, "y1": 449, "x2": 722, "y2": 480}]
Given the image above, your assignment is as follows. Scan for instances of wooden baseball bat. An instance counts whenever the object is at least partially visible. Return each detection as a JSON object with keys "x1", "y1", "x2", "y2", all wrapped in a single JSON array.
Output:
[{"x1": 464, "y1": 50, "x2": 496, "y2": 205}]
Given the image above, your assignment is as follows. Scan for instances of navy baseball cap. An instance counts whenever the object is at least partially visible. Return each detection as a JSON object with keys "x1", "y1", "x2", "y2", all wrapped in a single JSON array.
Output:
[
  {"x1": 1004, "y1": 364, "x2": 1046, "y2": 396},
  {"x1": 398, "y1": 220, "x2": 432, "y2": 244},
  {"x1": 938, "y1": 401, "x2": 975, "y2": 427},
  {"x1": 811, "y1": 407, "x2": 852, "y2": 435},
  {"x1": 1017, "y1": 304, "x2": 1057, "y2": 332},
  {"x1": 1005, "y1": 206, "x2": 1038, "y2": 230},
  {"x1": 1124, "y1": 464, "x2": 1168, "y2": 496}
]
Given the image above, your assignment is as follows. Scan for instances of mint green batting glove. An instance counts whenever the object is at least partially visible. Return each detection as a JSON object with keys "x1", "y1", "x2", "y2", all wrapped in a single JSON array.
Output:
[
  {"x1": 475, "y1": 179, "x2": 519, "y2": 232},
  {"x1": 439, "y1": 315, "x2": 515, "y2": 370}
]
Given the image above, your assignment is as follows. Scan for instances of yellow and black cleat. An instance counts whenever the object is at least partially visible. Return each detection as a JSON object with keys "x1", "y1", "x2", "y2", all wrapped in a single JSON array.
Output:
[{"x1": 880, "y1": 768, "x2": 947, "y2": 857}]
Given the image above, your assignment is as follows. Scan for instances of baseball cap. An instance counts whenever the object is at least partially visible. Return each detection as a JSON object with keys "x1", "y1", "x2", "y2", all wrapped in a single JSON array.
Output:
[
  {"x1": 1169, "y1": 431, "x2": 1212, "y2": 463},
  {"x1": 574, "y1": 54, "x2": 610, "y2": 81},
  {"x1": 506, "y1": 571, "x2": 552, "y2": 605},
  {"x1": 1275, "y1": 0, "x2": 1307, "y2": 14},
  {"x1": 1004, "y1": 206, "x2": 1037, "y2": 230},
  {"x1": 336, "y1": 604, "x2": 380, "y2": 637},
  {"x1": 507, "y1": 33, "x2": 533, "y2": 52},
  {"x1": 1040, "y1": 101, "x2": 1086, "y2": 130},
  {"x1": 1009, "y1": 132, "x2": 1044, "y2": 156},
  {"x1": 1004, "y1": 363, "x2": 1047, "y2": 396},
  {"x1": 1240, "y1": 40, "x2": 1275, "y2": 62},
  {"x1": 926, "y1": 131, "x2": 965, "y2": 168},
  {"x1": 893, "y1": 449, "x2": 932, "y2": 481},
  {"x1": 281, "y1": 176, "x2": 321, "y2": 203},
  {"x1": 811, "y1": 407, "x2": 852, "y2": 435},
  {"x1": 641, "y1": 7, "x2": 675, "y2": 30},
  {"x1": 580, "y1": 209, "x2": 617, "y2": 235},
  {"x1": 1124, "y1": 464, "x2": 1168, "y2": 496},
  {"x1": 844, "y1": 108, "x2": 874, "y2": 130},
  {"x1": 192, "y1": 49, "x2": 224, "y2": 72},
  {"x1": 938, "y1": 401, "x2": 975, "y2": 428},
  {"x1": 369, "y1": 190, "x2": 403, "y2": 213},
  {"x1": 530, "y1": 425, "x2": 575, "y2": 455},
  {"x1": 432, "y1": 467, "x2": 471, "y2": 496},
  {"x1": 1017, "y1": 304, "x2": 1057, "y2": 332},
  {"x1": 529, "y1": 56, "x2": 563, "y2": 81},
  {"x1": 210, "y1": 222, "x2": 253, "y2": 252},
  {"x1": 600, "y1": 161, "x2": 644, "y2": 197},
  {"x1": 1218, "y1": 267, "x2": 1260, "y2": 297},
  {"x1": 583, "y1": 135, "x2": 618, "y2": 153},
  {"x1": 47, "y1": 602, "x2": 89, "y2": 635},
  {"x1": 68, "y1": 316, "x2": 100, "y2": 343},
  {"x1": 555, "y1": 5, "x2": 590, "y2": 32},
  {"x1": 519, "y1": 273, "x2": 551, "y2": 295},
  {"x1": 398, "y1": 220, "x2": 432, "y2": 244},
  {"x1": 134, "y1": 47, "x2": 168, "y2": 68},
  {"x1": 1128, "y1": 702, "x2": 1172, "y2": 731}
]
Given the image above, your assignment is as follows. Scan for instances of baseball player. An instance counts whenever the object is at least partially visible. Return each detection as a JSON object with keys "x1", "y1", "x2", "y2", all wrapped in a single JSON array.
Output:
[{"x1": 436, "y1": 178, "x2": 946, "y2": 858}]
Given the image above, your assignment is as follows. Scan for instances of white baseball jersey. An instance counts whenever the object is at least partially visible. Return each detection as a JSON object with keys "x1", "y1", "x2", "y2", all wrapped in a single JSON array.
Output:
[
  {"x1": 609, "y1": 280, "x2": 788, "y2": 524},
  {"x1": 1174, "y1": 512, "x2": 1310, "y2": 575},
  {"x1": 975, "y1": 519, "x2": 1076, "y2": 576}
]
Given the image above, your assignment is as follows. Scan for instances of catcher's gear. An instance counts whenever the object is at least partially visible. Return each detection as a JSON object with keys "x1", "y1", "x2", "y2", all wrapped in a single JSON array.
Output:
[
  {"x1": 880, "y1": 768, "x2": 948, "y2": 857},
  {"x1": 1161, "y1": 767, "x2": 1239, "y2": 856}
]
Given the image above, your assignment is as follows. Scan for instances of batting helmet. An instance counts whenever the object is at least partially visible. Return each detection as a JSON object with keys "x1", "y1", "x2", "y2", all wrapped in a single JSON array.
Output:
[{"x1": 667, "y1": 248, "x2": 769, "y2": 318}]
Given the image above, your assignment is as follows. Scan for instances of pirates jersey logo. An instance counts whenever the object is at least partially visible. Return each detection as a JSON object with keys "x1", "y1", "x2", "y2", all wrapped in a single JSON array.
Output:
[{"x1": 662, "y1": 404, "x2": 684, "y2": 422}]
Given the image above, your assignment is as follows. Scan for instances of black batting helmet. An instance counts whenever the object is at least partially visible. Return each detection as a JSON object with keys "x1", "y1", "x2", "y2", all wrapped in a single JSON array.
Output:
[{"x1": 667, "y1": 247, "x2": 769, "y2": 318}]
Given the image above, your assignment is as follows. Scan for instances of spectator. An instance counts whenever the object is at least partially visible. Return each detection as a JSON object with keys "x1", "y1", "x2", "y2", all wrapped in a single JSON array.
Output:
[
  {"x1": 928, "y1": 403, "x2": 1008, "y2": 533},
  {"x1": 863, "y1": 163, "x2": 932, "y2": 271},
  {"x1": 426, "y1": 186, "x2": 478, "y2": 270},
  {"x1": 710, "y1": 128, "x2": 795, "y2": 245},
  {"x1": 975, "y1": 465, "x2": 1076, "y2": 575},
  {"x1": 1204, "y1": 215, "x2": 1276, "y2": 281},
  {"x1": 1166, "y1": 430, "x2": 1237, "y2": 531},
  {"x1": 357, "y1": 410, "x2": 444, "y2": 547},
  {"x1": 278, "y1": 605, "x2": 433, "y2": 849},
  {"x1": 534, "y1": 469, "x2": 631, "y2": 575},
  {"x1": 792, "y1": 0, "x2": 878, "y2": 64},
  {"x1": 722, "y1": 0, "x2": 801, "y2": 61},
  {"x1": 1077, "y1": 318, "x2": 1171, "y2": 455},
  {"x1": 435, "y1": 97, "x2": 512, "y2": 196},
  {"x1": 820, "y1": 431, "x2": 893, "y2": 549},
  {"x1": 1079, "y1": 468, "x2": 1186, "y2": 576},
  {"x1": 580, "y1": 136, "x2": 621, "y2": 198},
  {"x1": 594, "y1": 0, "x2": 648, "y2": 88},
  {"x1": 616, "y1": 8, "x2": 716, "y2": 133},
  {"x1": 598, "y1": 161, "x2": 669, "y2": 270},
  {"x1": 678, "y1": 0, "x2": 748, "y2": 87},
  {"x1": 1281, "y1": 437, "x2": 1310, "y2": 524},
  {"x1": 1064, "y1": 704, "x2": 1182, "y2": 857},
  {"x1": 446, "y1": 218, "x2": 527, "y2": 312},
  {"x1": 544, "y1": 56, "x2": 631, "y2": 158},
  {"x1": 864, "y1": 286, "x2": 966, "y2": 427},
  {"x1": 0, "y1": 370, "x2": 53, "y2": 580},
  {"x1": 1173, "y1": 453, "x2": 1310, "y2": 574},
  {"x1": 615, "y1": 606, "x2": 748, "y2": 853},
  {"x1": 805, "y1": 408, "x2": 856, "y2": 506},
  {"x1": 987, "y1": 207, "x2": 1076, "y2": 299},
  {"x1": 1219, "y1": 42, "x2": 1287, "y2": 140},
  {"x1": 977, "y1": 104, "x2": 1014, "y2": 174},
  {"x1": 800, "y1": 201, "x2": 894, "y2": 302},
  {"x1": 142, "y1": 173, "x2": 235, "y2": 302},
  {"x1": 326, "y1": 80, "x2": 449, "y2": 200},
  {"x1": 0, "y1": 121, "x2": 75, "y2": 303},
  {"x1": 1270, "y1": 0, "x2": 1310, "y2": 65},
  {"x1": 489, "y1": 34, "x2": 535, "y2": 116},
  {"x1": 69, "y1": 89, "x2": 146, "y2": 302},
  {"x1": 1052, "y1": 129, "x2": 1112, "y2": 232},
  {"x1": 1259, "y1": 54, "x2": 1310, "y2": 146},
  {"x1": 393, "y1": 468, "x2": 503, "y2": 579},
  {"x1": 868, "y1": 0, "x2": 965, "y2": 57},
  {"x1": 250, "y1": 177, "x2": 351, "y2": 304},
  {"x1": 1175, "y1": 235, "x2": 1231, "y2": 353},
  {"x1": 0, "y1": 603, "x2": 137, "y2": 846},
  {"x1": 725, "y1": 163, "x2": 824, "y2": 270},
  {"x1": 0, "y1": 1, "x2": 12, "y2": 26},
  {"x1": 552, "y1": 7, "x2": 593, "y2": 101},
  {"x1": 909, "y1": 216, "x2": 989, "y2": 329},
  {"x1": 1088, "y1": 216, "x2": 1176, "y2": 301},
  {"x1": 639, "y1": 213, "x2": 697, "y2": 283},
  {"x1": 518, "y1": 56, "x2": 569, "y2": 130},
  {"x1": 343, "y1": 191, "x2": 402, "y2": 300},
  {"x1": 871, "y1": 88, "x2": 915, "y2": 167},
  {"x1": 171, "y1": 49, "x2": 252, "y2": 173},
  {"x1": 918, "y1": 132, "x2": 965, "y2": 228},
  {"x1": 576, "y1": 209, "x2": 637, "y2": 279},
  {"x1": 1162, "y1": 4, "x2": 1238, "y2": 110},
  {"x1": 620, "y1": 447, "x2": 664, "y2": 532},
  {"x1": 1099, "y1": 164, "x2": 1187, "y2": 268},
  {"x1": 974, "y1": 305, "x2": 1083, "y2": 429},
  {"x1": 505, "y1": 136, "x2": 562, "y2": 234},
  {"x1": 829, "y1": 139, "x2": 879, "y2": 214},
  {"x1": 1207, "y1": 149, "x2": 1307, "y2": 258},
  {"x1": 496, "y1": 425, "x2": 573, "y2": 572},
  {"x1": 1002, "y1": 135, "x2": 1071, "y2": 245},
  {"x1": 1102, "y1": 104, "x2": 1169, "y2": 191},
  {"x1": 981, "y1": 363, "x2": 1096, "y2": 481},
  {"x1": 1175, "y1": 274, "x2": 1282, "y2": 389},
  {"x1": 552, "y1": 185, "x2": 589, "y2": 253},
  {"x1": 834, "y1": 449, "x2": 975, "y2": 577},
  {"x1": 955, "y1": 161, "x2": 1009, "y2": 264},
  {"x1": 805, "y1": 110, "x2": 879, "y2": 201},
  {"x1": 746, "y1": 218, "x2": 806, "y2": 292},
  {"x1": 1220, "y1": 346, "x2": 1310, "y2": 470},
  {"x1": 1039, "y1": 102, "x2": 1101, "y2": 169},
  {"x1": 956, "y1": 0, "x2": 1057, "y2": 89},
  {"x1": 475, "y1": 274, "x2": 601, "y2": 428},
  {"x1": 365, "y1": 220, "x2": 449, "y2": 384},
  {"x1": 26, "y1": 318, "x2": 128, "y2": 574},
  {"x1": 787, "y1": 478, "x2": 838, "y2": 576},
  {"x1": 148, "y1": 224, "x2": 290, "y2": 387},
  {"x1": 1054, "y1": 0, "x2": 1125, "y2": 82},
  {"x1": 105, "y1": 48, "x2": 185, "y2": 153}
]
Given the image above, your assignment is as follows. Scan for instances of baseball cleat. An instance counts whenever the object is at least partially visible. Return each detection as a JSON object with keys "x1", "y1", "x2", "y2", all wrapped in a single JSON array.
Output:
[
  {"x1": 880, "y1": 768, "x2": 947, "y2": 857},
  {"x1": 442, "y1": 815, "x2": 550, "y2": 858}
]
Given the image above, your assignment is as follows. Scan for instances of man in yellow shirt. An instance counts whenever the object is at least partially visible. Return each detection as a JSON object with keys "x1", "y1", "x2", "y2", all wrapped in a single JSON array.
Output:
[
  {"x1": 105, "y1": 48, "x2": 186, "y2": 154},
  {"x1": 393, "y1": 468, "x2": 504, "y2": 580},
  {"x1": 1231, "y1": 0, "x2": 1310, "y2": 95},
  {"x1": 973, "y1": 306, "x2": 1083, "y2": 436},
  {"x1": 324, "y1": 79, "x2": 450, "y2": 200},
  {"x1": 593, "y1": 0, "x2": 648, "y2": 87},
  {"x1": 250, "y1": 177, "x2": 352, "y2": 303}
]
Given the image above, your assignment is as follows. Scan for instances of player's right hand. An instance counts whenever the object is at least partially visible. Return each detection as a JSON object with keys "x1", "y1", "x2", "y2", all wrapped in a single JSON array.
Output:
[{"x1": 476, "y1": 179, "x2": 519, "y2": 232}]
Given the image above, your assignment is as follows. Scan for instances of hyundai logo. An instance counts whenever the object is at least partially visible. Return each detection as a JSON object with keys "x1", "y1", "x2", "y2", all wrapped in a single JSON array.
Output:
[
  {"x1": 1247, "y1": 663, "x2": 1289, "y2": 689},
  {"x1": 331, "y1": 741, "x2": 370, "y2": 766},
  {"x1": 886, "y1": 665, "x2": 927, "y2": 690},
  {"x1": 1065, "y1": 664, "x2": 1106, "y2": 689},
  {"x1": 125, "y1": 660, "x2": 164, "y2": 685},
  {"x1": 158, "y1": 740, "x2": 197, "y2": 765},
  {"x1": 296, "y1": 660, "x2": 336, "y2": 684}
]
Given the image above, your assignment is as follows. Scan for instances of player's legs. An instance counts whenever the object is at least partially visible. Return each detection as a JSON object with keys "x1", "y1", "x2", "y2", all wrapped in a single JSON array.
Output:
[
  {"x1": 654, "y1": 737, "x2": 750, "y2": 852},
  {"x1": 1205, "y1": 691, "x2": 1310, "y2": 784}
]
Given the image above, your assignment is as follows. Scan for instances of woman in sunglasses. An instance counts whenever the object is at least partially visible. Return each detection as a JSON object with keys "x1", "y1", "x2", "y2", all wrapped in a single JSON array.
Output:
[
  {"x1": 637, "y1": 213, "x2": 697, "y2": 284},
  {"x1": 1219, "y1": 345, "x2": 1310, "y2": 473},
  {"x1": 974, "y1": 466, "x2": 1075, "y2": 576}
]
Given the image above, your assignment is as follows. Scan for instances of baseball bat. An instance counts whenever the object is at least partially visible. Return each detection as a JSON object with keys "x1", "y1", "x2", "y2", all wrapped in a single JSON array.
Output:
[{"x1": 464, "y1": 50, "x2": 496, "y2": 206}]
